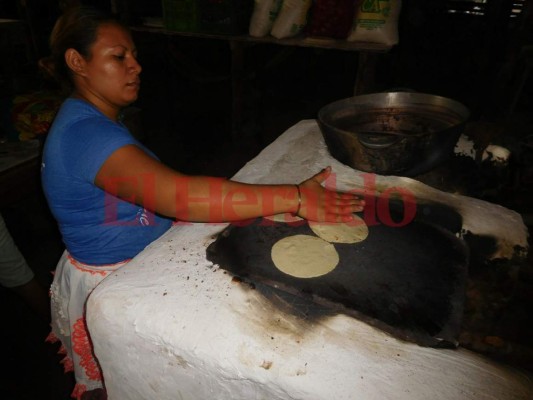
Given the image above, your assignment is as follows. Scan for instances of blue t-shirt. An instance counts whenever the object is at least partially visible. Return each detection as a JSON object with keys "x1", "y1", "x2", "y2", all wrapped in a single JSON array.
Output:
[{"x1": 41, "y1": 98, "x2": 172, "y2": 265}]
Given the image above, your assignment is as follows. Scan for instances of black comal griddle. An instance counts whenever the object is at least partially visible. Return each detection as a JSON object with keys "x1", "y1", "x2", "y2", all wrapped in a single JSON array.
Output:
[{"x1": 206, "y1": 201, "x2": 469, "y2": 347}]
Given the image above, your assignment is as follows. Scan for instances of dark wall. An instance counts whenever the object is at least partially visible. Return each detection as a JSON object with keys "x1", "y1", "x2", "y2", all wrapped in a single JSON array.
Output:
[{"x1": 2, "y1": 0, "x2": 531, "y2": 126}]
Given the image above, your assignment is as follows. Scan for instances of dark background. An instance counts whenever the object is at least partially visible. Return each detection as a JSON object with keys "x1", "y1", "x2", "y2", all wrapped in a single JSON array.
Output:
[
  {"x1": 2, "y1": 1, "x2": 532, "y2": 148},
  {"x1": 1, "y1": 1, "x2": 532, "y2": 399}
]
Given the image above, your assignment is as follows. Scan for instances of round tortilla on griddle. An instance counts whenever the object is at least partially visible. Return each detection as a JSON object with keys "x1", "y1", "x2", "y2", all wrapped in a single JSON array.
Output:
[
  {"x1": 271, "y1": 234, "x2": 339, "y2": 278},
  {"x1": 308, "y1": 215, "x2": 368, "y2": 244}
]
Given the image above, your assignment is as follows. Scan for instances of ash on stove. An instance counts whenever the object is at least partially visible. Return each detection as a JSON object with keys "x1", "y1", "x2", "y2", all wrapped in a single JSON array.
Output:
[
  {"x1": 416, "y1": 125, "x2": 533, "y2": 212},
  {"x1": 393, "y1": 123, "x2": 533, "y2": 372}
]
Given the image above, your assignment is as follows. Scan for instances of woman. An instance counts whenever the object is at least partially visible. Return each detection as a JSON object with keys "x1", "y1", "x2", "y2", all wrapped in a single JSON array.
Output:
[{"x1": 41, "y1": 6, "x2": 365, "y2": 399}]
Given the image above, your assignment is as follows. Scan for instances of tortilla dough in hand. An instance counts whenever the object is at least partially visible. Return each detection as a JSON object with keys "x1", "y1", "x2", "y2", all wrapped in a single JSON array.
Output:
[
  {"x1": 308, "y1": 215, "x2": 369, "y2": 244},
  {"x1": 271, "y1": 235, "x2": 339, "y2": 278},
  {"x1": 263, "y1": 213, "x2": 304, "y2": 223}
]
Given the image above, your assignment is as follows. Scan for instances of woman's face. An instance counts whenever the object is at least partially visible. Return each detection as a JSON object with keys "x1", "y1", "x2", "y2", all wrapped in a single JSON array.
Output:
[{"x1": 76, "y1": 23, "x2": 141, "y2": 116}]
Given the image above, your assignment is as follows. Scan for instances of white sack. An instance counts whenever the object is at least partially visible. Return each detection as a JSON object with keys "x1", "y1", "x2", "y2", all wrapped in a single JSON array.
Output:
[
  {"x1": 270, "y1": 0, "x2": 312, "y2": 39},
  {"x1": 347, "y1": 0, "x2": 402, "y2": 46},
  {"x1": 249, "y1": 0, "x2": 283, "y2": 37}
]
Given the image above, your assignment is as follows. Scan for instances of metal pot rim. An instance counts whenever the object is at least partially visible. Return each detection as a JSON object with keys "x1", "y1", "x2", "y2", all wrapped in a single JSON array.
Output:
[{"x1": 318, "y1": 92, "x2": 470, "y2": 129}]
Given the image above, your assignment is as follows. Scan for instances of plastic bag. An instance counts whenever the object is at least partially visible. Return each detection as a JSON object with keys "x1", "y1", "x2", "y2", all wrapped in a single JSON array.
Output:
[
  {"x1": 270, "y1": 0, "x2": 312, "y2": 39},
  {"x1": 249, "y1": 0, "x2": 283, "y2": 37},
  {"x1": 9, "y1": 91, "x2": 62, "y2": 141},
  {"x1": 347, "y1": 0, "x2": 401, "y2": 46},
  {"x1": 307, "y1": 0, "x2": 358, "y2": 39}
]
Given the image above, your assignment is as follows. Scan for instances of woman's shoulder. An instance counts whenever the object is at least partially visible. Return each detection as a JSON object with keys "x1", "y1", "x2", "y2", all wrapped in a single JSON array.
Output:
[
  {"x1": 56, "y1": 98, "x2": 111, "y2": 125},
  {"x1": 52, "y1": 99, "x2": 129, "y2": 138}
]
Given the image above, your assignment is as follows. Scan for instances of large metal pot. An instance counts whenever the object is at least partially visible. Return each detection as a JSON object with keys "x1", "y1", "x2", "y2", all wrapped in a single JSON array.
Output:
[{"x1": 317, "y1": 92, "x2": 470, "y2": 176}]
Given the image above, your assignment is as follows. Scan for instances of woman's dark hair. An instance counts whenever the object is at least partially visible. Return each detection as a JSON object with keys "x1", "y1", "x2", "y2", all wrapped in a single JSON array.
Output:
[{"x1": 47, "y1": 6, "x2": 124, "y2": 93}]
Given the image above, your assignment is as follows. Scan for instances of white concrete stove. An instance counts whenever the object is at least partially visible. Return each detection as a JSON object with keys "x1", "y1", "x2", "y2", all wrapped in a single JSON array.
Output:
[{"x1": 87, "y1": 120, "x2": 531, "y2": 400}]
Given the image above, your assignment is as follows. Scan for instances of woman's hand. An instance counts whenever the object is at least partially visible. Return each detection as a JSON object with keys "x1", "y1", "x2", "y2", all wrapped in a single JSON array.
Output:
[{"x1": 297, "y1": 166, "x2": 365, "y2": 222}]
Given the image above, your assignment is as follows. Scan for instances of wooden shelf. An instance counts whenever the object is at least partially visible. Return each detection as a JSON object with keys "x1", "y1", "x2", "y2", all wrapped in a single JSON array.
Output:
[
  {"x1": 130, "y1": 26, "x2": 392, "y2": 53},
  {"x1": 131, "y1": 26, "x2": 392, "y2": 140}
]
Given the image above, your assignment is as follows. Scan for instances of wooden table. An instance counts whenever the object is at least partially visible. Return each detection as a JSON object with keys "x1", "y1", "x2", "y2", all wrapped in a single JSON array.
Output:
[{"x1": 0, "y1": 141, "x2": 41, "y2": 209}]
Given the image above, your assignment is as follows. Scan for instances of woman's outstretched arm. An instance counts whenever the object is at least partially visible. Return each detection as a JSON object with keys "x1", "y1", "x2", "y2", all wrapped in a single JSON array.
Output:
[{"x1": 95, "y1": 145, "x2": 365, "y2": 222}]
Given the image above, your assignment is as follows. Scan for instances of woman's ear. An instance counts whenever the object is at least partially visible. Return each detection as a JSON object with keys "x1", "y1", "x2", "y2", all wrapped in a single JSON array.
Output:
[{"x1": 65, "y1": 48, "x2": 86, "y2": 76}]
